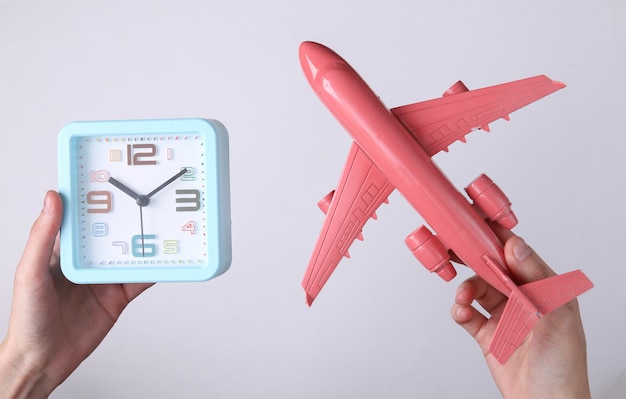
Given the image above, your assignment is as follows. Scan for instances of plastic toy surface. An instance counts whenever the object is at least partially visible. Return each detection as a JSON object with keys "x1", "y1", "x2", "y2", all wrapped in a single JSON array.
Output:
[
  {"x1": 58, "y1": 118, "x2": 232, "y2": 284},
  {"x1": 299, "y1": 41, "x2": 593, "y2": 364}
]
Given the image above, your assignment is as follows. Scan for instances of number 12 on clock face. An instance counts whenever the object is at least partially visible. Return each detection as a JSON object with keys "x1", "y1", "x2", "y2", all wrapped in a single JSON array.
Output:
[{"x1": 58, "y1": 118, "x2": 232, "y2": 284}]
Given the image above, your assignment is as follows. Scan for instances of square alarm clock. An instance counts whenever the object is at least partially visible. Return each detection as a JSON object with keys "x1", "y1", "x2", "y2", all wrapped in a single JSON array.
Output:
[{"x1": 58, "y1": 118, "x2": 232, "y2": 283}]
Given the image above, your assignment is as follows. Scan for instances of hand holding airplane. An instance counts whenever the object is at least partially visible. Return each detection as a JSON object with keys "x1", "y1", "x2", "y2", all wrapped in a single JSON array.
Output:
[
  {"x1": 299, "y1": 41, "x2": 593, "y2": 364},
  {"x1": 452, "y1": 228, "x2": 591, "y2": 397}
]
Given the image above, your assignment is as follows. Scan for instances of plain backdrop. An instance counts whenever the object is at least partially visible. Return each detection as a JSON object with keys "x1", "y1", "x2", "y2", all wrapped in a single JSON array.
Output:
[{"x1": 1, "y1": 1, "x2": 624, "y2": 398}]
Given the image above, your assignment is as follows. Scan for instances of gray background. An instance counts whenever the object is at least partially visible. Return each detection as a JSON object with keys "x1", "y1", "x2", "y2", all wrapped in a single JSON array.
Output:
[{"x1": 1, "y1": 0, "x2": 624, "y2": 397}]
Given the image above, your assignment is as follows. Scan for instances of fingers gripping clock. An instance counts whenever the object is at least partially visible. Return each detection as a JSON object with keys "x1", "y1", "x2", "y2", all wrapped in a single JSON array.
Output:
[{"x1": 58, "y1": 119, "x2": 232, "y2": 284}]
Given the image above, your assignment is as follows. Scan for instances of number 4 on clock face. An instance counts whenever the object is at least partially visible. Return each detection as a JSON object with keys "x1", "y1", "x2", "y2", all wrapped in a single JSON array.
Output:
[
  {"x1": 182, "y1": 221, "x2": 196, "y2": 234},
  {"x1": 58, "y1": 118, "x2": 232, "y2": 284}
]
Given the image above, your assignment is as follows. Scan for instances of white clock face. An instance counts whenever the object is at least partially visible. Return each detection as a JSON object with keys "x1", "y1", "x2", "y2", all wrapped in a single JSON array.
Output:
[
  {"x1": 75, "y1": 133, "x2": 209, "y2": 267},
  {"x1": 59, "y1": 119, "x2": 231, "y2": 283}
]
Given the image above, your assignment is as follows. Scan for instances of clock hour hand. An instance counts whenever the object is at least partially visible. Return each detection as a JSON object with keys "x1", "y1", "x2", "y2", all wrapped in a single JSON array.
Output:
[
  {"x1": 146, "y1": 168, "x2": 188, "y2": 198},
  {"x1": 108, "y1": 176, "x2": 140, "y2": 201}
]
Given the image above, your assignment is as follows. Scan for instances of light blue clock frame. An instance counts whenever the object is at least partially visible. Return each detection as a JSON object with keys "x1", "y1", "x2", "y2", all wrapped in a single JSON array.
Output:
[{"x1": 58, "y1": 118, "x2": 232, "y2": 283}]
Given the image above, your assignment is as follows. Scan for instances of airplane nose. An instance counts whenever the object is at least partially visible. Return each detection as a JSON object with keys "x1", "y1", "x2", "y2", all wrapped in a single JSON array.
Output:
[
  {"x1": 299, "y1": 41, "x2": 323, "y2": 84},
  {"x1": 299, "y1": 41, "x2": 344, "y2": 86}
]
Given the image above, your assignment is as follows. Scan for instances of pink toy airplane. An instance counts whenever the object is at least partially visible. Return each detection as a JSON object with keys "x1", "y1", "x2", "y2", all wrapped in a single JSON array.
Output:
[{"x1": 300, "y1": 41, "x2": 593, "y2": 364}]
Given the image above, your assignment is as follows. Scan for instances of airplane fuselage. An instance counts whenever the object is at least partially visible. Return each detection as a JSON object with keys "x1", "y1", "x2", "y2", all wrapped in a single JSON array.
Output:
[{"x1": 300, "y1": 42, "x2": 511, "y2": 295}]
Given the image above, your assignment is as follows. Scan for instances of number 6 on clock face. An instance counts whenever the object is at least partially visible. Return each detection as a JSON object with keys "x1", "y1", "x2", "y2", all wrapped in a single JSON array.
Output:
[{"x1": 58, "y1": 118, "x2": 232, "y2": 283}]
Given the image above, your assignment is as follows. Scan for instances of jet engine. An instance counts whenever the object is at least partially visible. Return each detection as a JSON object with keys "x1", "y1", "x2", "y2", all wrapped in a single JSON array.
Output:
[
  {"x1": 405, "y1": 226, "x2": 456, "y2": 281},
  {"x1": 465, "y1": 174, "x2": 518, "y2": 229}
]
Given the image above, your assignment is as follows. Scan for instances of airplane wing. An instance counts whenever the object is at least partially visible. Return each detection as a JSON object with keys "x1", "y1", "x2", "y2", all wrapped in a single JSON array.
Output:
[
  {"x1": 303, "y1": 142, "x2": 395, "y2": 305},
  {"x1": 390, "y1": 75, "x2": 566, "y2": 156}
]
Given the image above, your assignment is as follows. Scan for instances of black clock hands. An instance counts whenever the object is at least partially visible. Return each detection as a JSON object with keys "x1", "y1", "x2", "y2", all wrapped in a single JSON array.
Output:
[
  {"x1": 108, "y1": 169, "x2": 187, "y2": 257},
  {"x1": 108, "y1": 176, "x2": 140, "y2": 201},
  {"x1": 146, "y1": 168, "x2": 188, "y2": 199},
  {"x1": 138, "y1": 205, "x2": 147, "y2": 257},
  {"x1": 108, "y1": 168, "x2": 188, "y2": 206},
  {"x1": 108, "y1": 177, "x2": 148, "y2": 255}
]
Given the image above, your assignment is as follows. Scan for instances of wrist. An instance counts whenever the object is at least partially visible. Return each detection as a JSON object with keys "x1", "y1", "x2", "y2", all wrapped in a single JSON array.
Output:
[{"x1": 0, "y1": 339, "x2": 55, "y2": 399}]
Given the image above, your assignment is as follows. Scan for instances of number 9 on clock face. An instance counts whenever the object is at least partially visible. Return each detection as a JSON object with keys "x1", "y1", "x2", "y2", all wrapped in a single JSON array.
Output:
[{"x1": 58, "y1": 118, "x2": 232, "y2": 283}]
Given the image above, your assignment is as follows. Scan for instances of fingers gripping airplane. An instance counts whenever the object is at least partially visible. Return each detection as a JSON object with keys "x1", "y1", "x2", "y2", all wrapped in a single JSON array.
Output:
[{"x1": 299, "y1": 41, "x2": 593, "y2": 364}]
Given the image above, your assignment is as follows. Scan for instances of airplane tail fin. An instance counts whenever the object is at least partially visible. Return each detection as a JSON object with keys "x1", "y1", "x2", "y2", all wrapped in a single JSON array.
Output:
[{"x1": 489, "y1": 270, "x2": 593, "y2": 364}]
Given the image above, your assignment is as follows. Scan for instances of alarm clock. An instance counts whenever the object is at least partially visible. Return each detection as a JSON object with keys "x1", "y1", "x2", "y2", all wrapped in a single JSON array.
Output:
[{"x1": 57, "y1": 118, "x2": 232, "y2": 283}]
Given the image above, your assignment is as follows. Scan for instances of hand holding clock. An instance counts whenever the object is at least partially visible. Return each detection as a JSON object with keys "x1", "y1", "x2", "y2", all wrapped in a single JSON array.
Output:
[{"x1": 0, "y1": 191, "x2": 152, "y2": 397}]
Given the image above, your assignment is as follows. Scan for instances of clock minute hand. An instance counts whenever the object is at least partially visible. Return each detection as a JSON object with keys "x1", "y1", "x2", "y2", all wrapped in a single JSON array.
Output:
[
  {"x1": 108, "y1": 176, "x2": 140, "y2": 200},
  {"x1": 146, "y1": 168, "x2": 188, "y2": 198}
]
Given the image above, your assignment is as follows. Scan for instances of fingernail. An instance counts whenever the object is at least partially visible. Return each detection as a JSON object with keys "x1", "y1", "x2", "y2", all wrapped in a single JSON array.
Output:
[
  {"x1": 43, "y1": 192, "x2": 52, "y2": 213},
  {"x1": 513, "y1": 239, "x2": 531, "y2": 261},
  {"x1": 456, "y1": 283, "x2": 468, "y2": 294}
]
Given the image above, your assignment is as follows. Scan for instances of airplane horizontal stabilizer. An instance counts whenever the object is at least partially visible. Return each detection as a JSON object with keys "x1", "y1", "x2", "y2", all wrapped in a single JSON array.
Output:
[
  {"x1": 489, "y1": 270, "x2": 593, "y2": 364},
  {"x1": 488, "y1": 288, "x2": 540, "y2": 364},
  {"x1": 519, "y1": 270, "x2": 593, "y2": 315}
]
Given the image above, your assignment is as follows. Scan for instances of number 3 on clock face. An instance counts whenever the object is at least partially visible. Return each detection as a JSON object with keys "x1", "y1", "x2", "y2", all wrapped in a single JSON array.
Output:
[{"x1": 58, "y1": 118, "x2": 232, "y2": 283}]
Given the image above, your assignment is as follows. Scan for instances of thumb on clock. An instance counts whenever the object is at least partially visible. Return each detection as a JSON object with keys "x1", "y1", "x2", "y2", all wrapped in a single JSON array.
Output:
[{"x1": 17, "y1": 191, "x2": 64, "y2": 280}]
